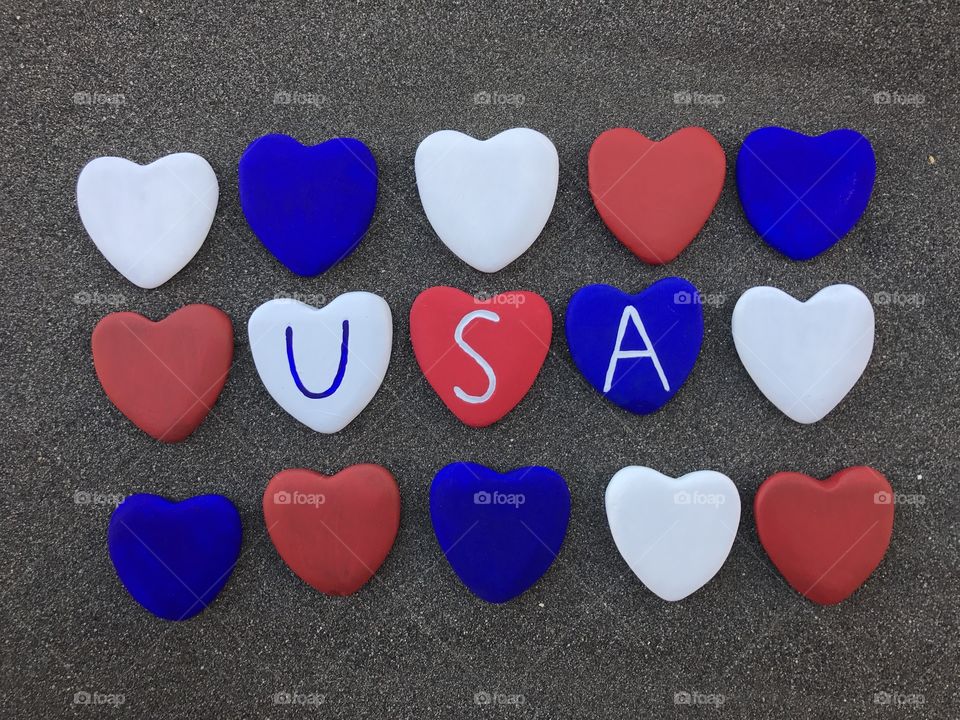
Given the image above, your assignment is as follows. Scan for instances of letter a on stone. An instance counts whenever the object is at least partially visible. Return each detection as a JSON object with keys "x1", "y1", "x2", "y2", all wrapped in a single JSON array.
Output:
[
  {"x1": 604, "y1": 306, "x2": 669, "y2": 393},
  {"x1": 565, "y1": 280, "x2": 704, "y2": 415}
]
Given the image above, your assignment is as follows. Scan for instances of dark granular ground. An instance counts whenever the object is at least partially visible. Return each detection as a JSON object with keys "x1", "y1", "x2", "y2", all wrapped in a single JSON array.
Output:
[{"x1": 2, "y1": 2, "x2": 957, "y2": 717}]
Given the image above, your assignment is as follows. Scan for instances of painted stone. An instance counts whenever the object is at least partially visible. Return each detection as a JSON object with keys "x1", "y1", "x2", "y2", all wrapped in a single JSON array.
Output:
[
  {"x1": 108, "y1": 494, "x2": 241, "y2": 620},
  {"x1": 238, "y1": 134, "x2": 377, "y2": 276},
  {"x1": 565, "y1": 278, "x2": 704, "y2": 414},
  {"x1": 430, "y1": 462, "x2": 570, "y2": 604},
  {"x1": 732, "y1": 284, "x2": 874, "y2": 424},
  {"x1": 589, "y1": 127, "x2": 725, "y2": 264},
  {"x1": 415, "y1": 128, "x2": 559, "y2": 272},
  {"x1": 77, "y1": 153, "x2": 218, "y2": 288},
  {"x1": 755, "y1": 466, "x2": 894, "y2": 605},
  {"x1": 409, "y1": 287, "x2": 552, "y2": 427},
  {"x1": 606, "y1": 466, "x2": 741, "y2": 601},
  {"x1": 248, "y1": 293, "x2": 391, "y2": 433},
  {"x1": 262, "y1": 465, "x2": 400, "y2": 595},
  {"x1": 737, "y1": 127, "x2": 876, "y2": 260},
  {"x1": 92, "y1": 304, "x2": 233, "y2": 442}
]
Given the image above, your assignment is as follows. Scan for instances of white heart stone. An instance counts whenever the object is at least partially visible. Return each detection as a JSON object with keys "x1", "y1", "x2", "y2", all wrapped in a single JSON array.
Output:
[
  {"x1": 732, "y1": 284, "x2": 875, "y2": 424},
  {"x1": 76, "y1": 153, "x2": 219, "y2": 289},
  {"x1": 605, "y1": 466, "x2": 741, "y2": 601},
  {"x1": 248, "y1": 293, "x2": 392, "y2": 433},
  {"x1": 414, "y1": 128, "x2": 559, "y2": 273}
]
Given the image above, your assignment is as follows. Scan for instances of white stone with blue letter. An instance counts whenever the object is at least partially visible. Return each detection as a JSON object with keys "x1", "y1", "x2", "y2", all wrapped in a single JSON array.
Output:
[{"x1": 248, "y1": 292, "x2": 392, "y2": 433}]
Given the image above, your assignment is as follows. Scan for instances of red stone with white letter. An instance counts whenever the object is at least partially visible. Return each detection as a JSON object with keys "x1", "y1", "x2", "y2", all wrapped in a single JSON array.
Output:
[{"x1": 409, "y1": 287, "x2": 552, "y2": 427}]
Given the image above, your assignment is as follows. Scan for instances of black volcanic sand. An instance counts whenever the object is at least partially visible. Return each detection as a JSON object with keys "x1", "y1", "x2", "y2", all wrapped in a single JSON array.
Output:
[{"x1": 1, "y1": 2, "x2": 958, "y2": 718}]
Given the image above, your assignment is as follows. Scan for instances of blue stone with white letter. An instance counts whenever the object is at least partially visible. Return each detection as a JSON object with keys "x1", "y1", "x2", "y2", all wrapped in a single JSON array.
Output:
[
  {"x1": 430, "y1": 462, "x2": 571, "y2": 604},
  {"x1": 736, "y1": 127, "x2": 876, "y2": 261},
  {"x1": 565, "y1": 279, "x2": 704, "y2": 414}
]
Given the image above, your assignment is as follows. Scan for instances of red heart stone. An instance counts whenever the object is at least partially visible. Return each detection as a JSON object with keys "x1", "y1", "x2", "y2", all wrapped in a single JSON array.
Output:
[
  {"x1": 262, "y1": 466, "x2": 400, "y2": 595},
  {"x1": 91, "y1": 304, "x2": 233, "y2": 442},
  {"x1": 409, "y1": 287, "x2": 552, "y2": 428},
  {"x1": 755, "y1": 466, "x2": 894, "y2": 605},
  {"x1": 588, "y1": 127, "x2": 726, "y2": 264}
]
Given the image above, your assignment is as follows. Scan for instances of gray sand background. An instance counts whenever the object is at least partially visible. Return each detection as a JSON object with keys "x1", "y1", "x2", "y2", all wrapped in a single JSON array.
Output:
[{"x1": 2, "y1": 2, "x2": 958, "y2": 717}]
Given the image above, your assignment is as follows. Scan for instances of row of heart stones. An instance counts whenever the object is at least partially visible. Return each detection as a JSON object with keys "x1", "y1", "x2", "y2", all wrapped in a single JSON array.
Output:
[
  {"x1": 108, "y1": 464, "x2": 894, "y2": 620},
  {"x1": 91, "y1": 280, "x2": 874, "y2": 441},
  {"x1": 77, "y1": 126, "x2": 875, "y2": 288}
]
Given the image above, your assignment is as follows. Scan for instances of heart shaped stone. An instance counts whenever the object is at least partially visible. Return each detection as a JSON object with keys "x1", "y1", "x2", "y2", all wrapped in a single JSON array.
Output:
[
  {"x1": 77, "y1": 153, "x2": 218, "y2": 288},
  {"x1": 565, "y1": 278, "x2": 704, "y2": 414},
  {"x1": 262, "y1": 465, "x2": 400, "y2": 596},
  {"x1": 606, "y1": 466, "x2": 741, "y2": 601},
  {"x1": 755, "y1": 467, "x2": 894, "y2": 605},
  {"x1": 430, "y1": 462, "x2": 570, "y2": 604},
  {"x1": 238, "y1": 134, "x2": 378, "y2": 276},
  {"x1": 108, "y1": 494, "x2": 242, "y2": 620},
  {"x1": 736, "y1": 127, "x2": 876, "y2": 260},
  {"x1": 248, "y1": 293, "x2": 392, "y2": 433},
  {"x1": 409, "y1": 287, "x2": 552, "y2": 427},
  {"x1": 589, "y1": 127, "x2": 726, "y2": 264},
  {"x1": 415, "y1": 128, "x2": 559, "y2": 272},
  {"x1": 732, "y1": 284, "x2": 874, "y2": 424},
  {"x1": 92, "y1": 304, "x2": 233, "y2": 442}
]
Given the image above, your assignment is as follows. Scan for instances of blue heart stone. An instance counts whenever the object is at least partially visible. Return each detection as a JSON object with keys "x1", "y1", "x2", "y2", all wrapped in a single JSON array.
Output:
[
  {"x1": 565, "y1": 278, "x2": 704, "y2": 414},
  {"x1": 238, "y1": 134, "x2": 378, "y2": 276},
  {"x1": 108, "y1": 494, "x2": 242, "y2": 621},
  {"x1": 430, "y1": 463, "x2": 571, "y2": 604},
  {"x1": 736, "y1": 127, "x2": 876, "y2": 260}
]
